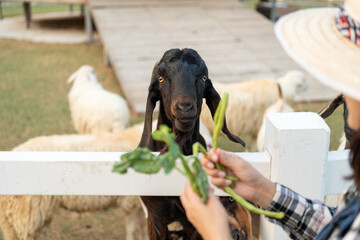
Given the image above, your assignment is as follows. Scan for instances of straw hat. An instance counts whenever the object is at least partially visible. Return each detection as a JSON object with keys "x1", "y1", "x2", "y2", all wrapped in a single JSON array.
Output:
[{"x1": 274, "y1": 0, "x2": 360, "y2": 100}]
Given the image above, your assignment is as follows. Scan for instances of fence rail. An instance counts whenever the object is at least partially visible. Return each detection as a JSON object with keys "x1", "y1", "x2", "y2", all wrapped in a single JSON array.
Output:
[{"x1": 0, "y1": 112, "x2": 353, "y2": 240}]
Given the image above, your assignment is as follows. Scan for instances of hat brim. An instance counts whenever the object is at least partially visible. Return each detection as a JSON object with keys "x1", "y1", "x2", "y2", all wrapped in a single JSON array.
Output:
[{"x1": 275, "y1": 8, "x2": 360, "y2": 101}]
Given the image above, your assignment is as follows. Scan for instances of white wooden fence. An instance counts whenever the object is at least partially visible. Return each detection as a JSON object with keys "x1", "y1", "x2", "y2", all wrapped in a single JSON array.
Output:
[{"x1": 0, "y1": 112, "x2": 352, "y2": 240}]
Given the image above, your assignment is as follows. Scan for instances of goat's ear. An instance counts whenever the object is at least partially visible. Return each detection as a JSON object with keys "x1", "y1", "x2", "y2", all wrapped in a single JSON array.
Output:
[
  {"x1": 319, "y1": 94, "x2": 344, "y2": 118},
  {"x1": 138, "y1": 82, "x2": 160, "y2": 148},
  {"x1": 204, "y1": 80, "x2": 246, "y2": 147}
]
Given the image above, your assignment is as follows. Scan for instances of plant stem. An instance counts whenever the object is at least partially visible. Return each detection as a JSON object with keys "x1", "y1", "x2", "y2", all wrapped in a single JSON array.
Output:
[
  {"x1": 179, "y1": 155, "x2": 200, "y2": 195},
  {"x1": 225, "y1": 187, "x2": 284, "y2": 219},
  {"x1": 225, "y1": 176, "x2": 238, "y2": 181},
  {"x1": 175, "y1": 166, "x2": 187, "y2": 177},
  {"x1": 213, "y1": 94, "x2": 227, "y2": 171},
  {"x1": 192, "y1": 142, "x2": 208, "y2": 158},
  {"x1": 212, "y1": 93, "x2": 284, "y2": 219}
]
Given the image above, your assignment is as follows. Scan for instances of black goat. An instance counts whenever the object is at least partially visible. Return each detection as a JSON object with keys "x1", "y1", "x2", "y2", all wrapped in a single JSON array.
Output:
[
  {"x1": 139, "y1": 48, "x2": 250, "y2": 240},
  {"x1": 319, "y1": 93, "x2": 356, "y2": 149}
]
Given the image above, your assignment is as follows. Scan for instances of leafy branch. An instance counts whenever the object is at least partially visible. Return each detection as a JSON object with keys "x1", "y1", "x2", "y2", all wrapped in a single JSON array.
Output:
[
  {"x1": 113, "y1": 124, "x2": 210, "y2": 202},
  {"x1": 112, "y1": 93, "x2": 284, "y2": 219},
  {"x1": 212, "y1": 93, "x2": 284, "y2": 219}
]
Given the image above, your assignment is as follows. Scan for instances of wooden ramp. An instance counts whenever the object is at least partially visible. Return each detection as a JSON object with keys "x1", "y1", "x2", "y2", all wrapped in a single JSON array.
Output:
[{"x1": 89, "y1": 0, "x2": 336, "y2": 113}]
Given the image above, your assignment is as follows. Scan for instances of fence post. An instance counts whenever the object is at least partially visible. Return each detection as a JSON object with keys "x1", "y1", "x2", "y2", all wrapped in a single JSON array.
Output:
[
  {"x1": 259, "y1": 112, "x2": 330, "y2": 240},
  {"x1": 23, "y1": 2, "x2": 31, "y2": 29},
  {"x1": 84, "y1": 4, "x2": 93, "y2": 43}
]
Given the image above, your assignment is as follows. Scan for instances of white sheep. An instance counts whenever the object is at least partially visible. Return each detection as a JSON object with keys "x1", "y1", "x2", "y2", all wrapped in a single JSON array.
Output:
[
  {"x1": 3, "y1": 119, "x2": 212, "y2": 240},
  {"x1": 67, "y1": 65, "x2": 130, "y2": 134},
  {"x1": 2, "y1": 123, "x2": 148, "y2": 240},
  {"x1": 12, "y1": 120, "x2": 213, "y2": 152},
  {"x1": 201, "y1": 70, "x2": 306, "y2": 151}
]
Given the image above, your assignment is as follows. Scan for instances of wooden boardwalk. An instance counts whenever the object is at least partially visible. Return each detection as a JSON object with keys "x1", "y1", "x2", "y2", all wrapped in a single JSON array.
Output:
[{"x1": 90, "y1": 0, "x2": 336, "y2": 113}]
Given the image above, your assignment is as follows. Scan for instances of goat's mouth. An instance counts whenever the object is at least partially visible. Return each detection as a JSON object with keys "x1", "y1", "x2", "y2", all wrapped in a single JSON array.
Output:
[{"x1": 173, "y1": 117, "x2": 196, "y2": 133}]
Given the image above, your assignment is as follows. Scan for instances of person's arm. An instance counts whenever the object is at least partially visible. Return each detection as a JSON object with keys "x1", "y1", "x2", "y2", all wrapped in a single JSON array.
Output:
[
  {"x1": 201, "y1": 148, "x2": 336, "y2": 240},
  {"x1": 266, "y1": 184, "x2": 336, "y2": 239}
]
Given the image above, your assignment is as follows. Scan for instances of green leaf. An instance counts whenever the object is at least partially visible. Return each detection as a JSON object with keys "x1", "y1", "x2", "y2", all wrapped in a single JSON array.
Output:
[
  {"x1": 152, "y1": 125, "x2": 176, "y2": 146},
  {"x1": 113, "y1": 148, "x2": 162, "y2": 174},
  {"x1": 192, "y1": 156, "x2": 209, "y2": 202},
  {"x1": 169, "y1": 142, "x2": 181, "y2": 159},
  {"x1": 112, "y1": 160, "x2": 130, "y2": 174},
  {"x1": 132, "y1": 159, "x2": 162, "y2": 174},
  {"x1": 159, "y1": 152, "x2": 176, "y2": 174},
  {"x1": 152, "y1": 125, "x2": 181, "y2": 174}
]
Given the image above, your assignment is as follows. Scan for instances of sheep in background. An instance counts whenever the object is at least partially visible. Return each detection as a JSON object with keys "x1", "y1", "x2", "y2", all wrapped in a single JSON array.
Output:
[
  {"x1": 4, "y1": 120, "x2": 212, "y2": 240},
  {"x1": 200, "y1": 70, "x2": 306, "y2": 151},
  {"x1": 12, "y1": 120, "x2": 212, "y2": 152},
  {"x1": 67, "y1": 65, "x2": 130, "y2": 134},
  {"x1": 1, "y1": 123, "x2": 149, "y2": 240}
]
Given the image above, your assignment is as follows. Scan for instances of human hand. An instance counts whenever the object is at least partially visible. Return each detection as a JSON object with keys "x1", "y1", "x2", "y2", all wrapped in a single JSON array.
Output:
[
  {"x1": 180, "y1": 180, "x2": 231, "y2": 240},
  {"x1": 200, "y1": 148, "x2": 276, "y2": 209}
]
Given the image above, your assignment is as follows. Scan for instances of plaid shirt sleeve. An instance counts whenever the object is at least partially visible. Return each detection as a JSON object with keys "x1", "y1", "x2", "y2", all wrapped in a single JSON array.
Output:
[{"x1": 265, "y1": 183, "x2": 337, "y2": 240}]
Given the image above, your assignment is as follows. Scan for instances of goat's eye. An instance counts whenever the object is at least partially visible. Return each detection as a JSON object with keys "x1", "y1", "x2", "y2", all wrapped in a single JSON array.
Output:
[
  {"x1": 202, "y1": 75, "x2": 207, "y2": 82},
  {"x1": 158, "y1": 76, "x2": 164, "y2": 83}
]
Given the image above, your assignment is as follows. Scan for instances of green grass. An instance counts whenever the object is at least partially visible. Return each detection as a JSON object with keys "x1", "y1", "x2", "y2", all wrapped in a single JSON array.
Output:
[
  {"x1": 1, "y1": 3, "x2": 82, "y2": 18},
  {"x1": 0, "y1": 38, "x2": 122, "y2": 151}
]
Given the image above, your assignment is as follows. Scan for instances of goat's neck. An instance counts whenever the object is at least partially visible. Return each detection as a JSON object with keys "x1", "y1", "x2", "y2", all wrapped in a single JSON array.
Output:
[
  {"x1": 174, "y1": 122, "x2": 207, "y2": 155},
  {"x1": 156, "y1": 122, "x2": 205, "y2": 156}
]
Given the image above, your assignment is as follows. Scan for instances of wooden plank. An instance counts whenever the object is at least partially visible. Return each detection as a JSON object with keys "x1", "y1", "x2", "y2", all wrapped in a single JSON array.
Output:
[
  {"x1": 90, "y1": 0, "x2": 337, "y2": 113},
  {"x1": 91, "y1": 0, "x2": 239, "y2": 8},
  {"x1": 0, "y1": 151, "x2": 270, "y2": 195},
  {"x1": 23, "y1": 2, "x2": 31, "y2": 28},
  {"x1": 84, "y1": 3, "x2": 93, "y2": 42}
]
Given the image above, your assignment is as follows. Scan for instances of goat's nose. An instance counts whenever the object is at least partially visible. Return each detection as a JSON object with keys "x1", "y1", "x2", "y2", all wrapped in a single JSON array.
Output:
[{"x1": 176, "y1": 102, "x2": 194, "y2": 112}]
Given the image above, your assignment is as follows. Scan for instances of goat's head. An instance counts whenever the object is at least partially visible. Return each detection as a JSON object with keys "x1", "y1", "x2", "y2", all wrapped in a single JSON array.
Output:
[
  {"x1": 139, "y1": 48, "x2": 245, "y2": 152},
  {"x1": 67, "y1": 65, "x2": 98, "y2": 85}
]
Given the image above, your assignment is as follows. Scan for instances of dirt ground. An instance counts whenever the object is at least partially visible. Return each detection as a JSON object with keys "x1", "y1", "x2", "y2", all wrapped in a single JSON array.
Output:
[
  {"x1": 0, "y1": 205, "x2": 260, "y2": 240},
  {"x1": 0, "y1": 206, "x2": 143, "y2": 240}
]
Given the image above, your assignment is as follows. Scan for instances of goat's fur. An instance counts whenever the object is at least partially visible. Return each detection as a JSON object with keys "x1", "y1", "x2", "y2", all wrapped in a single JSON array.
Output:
[
  {"x1": 139, "y1": 48, "x2": 251, "y2": 240},
  {"x1": 67, "y1": 65, "x2": 130, "y2": 134},
  {"x1": 200, "y1": 70, "x2": 306, "y2": 151}
]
